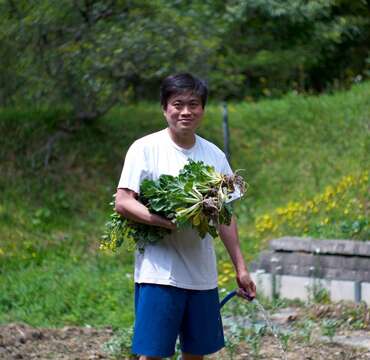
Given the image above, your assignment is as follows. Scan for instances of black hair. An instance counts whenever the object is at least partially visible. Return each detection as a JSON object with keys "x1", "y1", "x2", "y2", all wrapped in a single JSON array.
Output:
[{"x1": 160, "y1": 73, "x2": 208, "y2": 109}]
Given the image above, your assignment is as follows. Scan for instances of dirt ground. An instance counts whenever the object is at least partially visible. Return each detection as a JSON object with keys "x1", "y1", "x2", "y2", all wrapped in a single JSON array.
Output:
[{"x1": 1, "y1": 323, "x2": 370, "y2": 360}]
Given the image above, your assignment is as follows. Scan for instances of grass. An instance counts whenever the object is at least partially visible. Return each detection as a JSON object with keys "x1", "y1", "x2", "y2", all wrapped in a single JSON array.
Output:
[
  {"x1": 0, "y1": 252, "x2": 134, "y2": 329},
  {"x1": 0, "y1": 81, "x2": 369, "y2": 328}
]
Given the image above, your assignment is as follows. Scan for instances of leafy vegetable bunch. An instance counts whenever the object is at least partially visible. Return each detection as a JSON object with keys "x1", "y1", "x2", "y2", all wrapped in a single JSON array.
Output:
[{"x1": 100, "y1": 160, "x2": 246, "y2": 253}]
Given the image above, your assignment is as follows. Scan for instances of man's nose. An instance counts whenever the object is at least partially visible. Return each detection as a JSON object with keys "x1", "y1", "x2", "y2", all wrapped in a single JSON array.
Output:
[{"x1": 180, "y1": 106, "x2": 191, "y2": 115}]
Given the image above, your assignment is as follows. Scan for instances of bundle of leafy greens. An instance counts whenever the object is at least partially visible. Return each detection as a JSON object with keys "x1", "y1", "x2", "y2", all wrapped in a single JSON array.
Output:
[{"x1": 100, "y1": 160, "x2": 246, "y2": 253}]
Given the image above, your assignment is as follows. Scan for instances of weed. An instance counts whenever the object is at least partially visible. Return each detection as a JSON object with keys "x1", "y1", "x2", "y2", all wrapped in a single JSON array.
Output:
[
  {"x1": 245, "y1": 323, "x2": 267, "y2": 359},
  {"x1": 298, "y1": 320, "x2": 315, "y2": 344},
  {"x1": 277, "y1": 330, "x2": 290, "y2": 351},
  {"x1": 306, "y1": 281, "x2": 331, "y2": 305},
  {"x1": 102, "y1": 327, "x2": 134, "y2": 359},
  {"x1": 321, "y1": 319, "x2": 339, "y2": 341}
]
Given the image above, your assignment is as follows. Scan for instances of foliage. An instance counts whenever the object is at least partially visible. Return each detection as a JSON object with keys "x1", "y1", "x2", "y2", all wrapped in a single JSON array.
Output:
[
  {"x1": 245, "y1": 323, "x2": 267, "y2": 359},
  {"x1": 0, "y1": 0, "x2": 217, "y2": 119},
  {"x1": 320, "y1": 319, "x2": 339, "y2": 341},
  {"x1": 0, "y1": 0, "x2": 369, "y2": 109},
  {"x1": 306, "y1": 281, "x2": 331, "y2": 305},
  {"x1": 102, "y1": 327, "x2": 134, "y2": 359},
  {"x1": 100, "y1": 160, "x2": 245, "y2": 252},
  {"x1": 216, "y1": 0, "x2": 370, "y2": 98},
  {"x1": 252, "y1": 171, "x2": 369, "y2": 245},
  {"x1": 298, "y1": 319, "x2": 315, "y2": 344}
]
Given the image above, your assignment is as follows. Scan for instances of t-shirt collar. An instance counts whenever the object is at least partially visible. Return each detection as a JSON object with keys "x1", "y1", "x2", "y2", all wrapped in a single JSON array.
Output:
[{"x1": 165, "y1": 128, "x2": 198, "y2": 155}]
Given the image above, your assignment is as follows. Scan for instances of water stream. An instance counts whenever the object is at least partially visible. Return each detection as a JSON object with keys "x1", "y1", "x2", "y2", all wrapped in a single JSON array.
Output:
[{"x1": 252, "y1": 299, "x2": 288, "y2": 360}]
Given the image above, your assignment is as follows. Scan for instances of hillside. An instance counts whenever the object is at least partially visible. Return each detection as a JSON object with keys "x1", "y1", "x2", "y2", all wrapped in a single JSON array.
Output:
[{"x1": 0, "y1": 82, "x2": 369, "y2": 328}]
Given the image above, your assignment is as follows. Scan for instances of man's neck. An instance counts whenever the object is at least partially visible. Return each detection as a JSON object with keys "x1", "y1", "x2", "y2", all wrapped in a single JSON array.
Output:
[{"x1": 167, "y1": 128, "x2": 196, "y2": 149}]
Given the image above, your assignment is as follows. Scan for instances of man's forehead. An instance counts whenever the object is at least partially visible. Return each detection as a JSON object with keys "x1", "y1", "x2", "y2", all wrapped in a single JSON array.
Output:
[{"x1": 168, "y1": 92, "x2": 201, "y2": 102}]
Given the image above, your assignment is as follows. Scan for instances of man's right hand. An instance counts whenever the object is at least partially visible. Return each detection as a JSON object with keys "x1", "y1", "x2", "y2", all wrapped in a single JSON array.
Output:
[{"x1": 115, "y1": 188, "x2": 177, "y2": 230}]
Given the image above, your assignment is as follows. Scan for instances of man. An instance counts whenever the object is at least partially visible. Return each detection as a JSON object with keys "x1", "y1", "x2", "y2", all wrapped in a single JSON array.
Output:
[{"x1": 115, "y1": 73, "x2": 256, "y2": 360}]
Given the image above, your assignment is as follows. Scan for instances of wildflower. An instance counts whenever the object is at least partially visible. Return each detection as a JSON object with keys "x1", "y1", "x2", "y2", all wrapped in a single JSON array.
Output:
[{"x1": 222, "y1": 262, "x2": 233, "y2": 270}]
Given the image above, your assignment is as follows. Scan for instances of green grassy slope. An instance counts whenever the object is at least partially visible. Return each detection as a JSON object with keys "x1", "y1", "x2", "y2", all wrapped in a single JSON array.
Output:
[{"x1": 0, "y1": 82, "x2": 369, "y2": 328}]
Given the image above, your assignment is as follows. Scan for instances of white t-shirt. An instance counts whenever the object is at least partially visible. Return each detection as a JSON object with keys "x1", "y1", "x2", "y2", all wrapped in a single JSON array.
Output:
[{"x1": 117, "y1": 128, "x2": 233, "y2": 290}]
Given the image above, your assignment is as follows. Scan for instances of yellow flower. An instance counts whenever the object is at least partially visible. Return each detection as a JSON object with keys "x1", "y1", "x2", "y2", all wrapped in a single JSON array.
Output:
[
  {"x1": 305, "y1": 201, "x2": 314, "y2": 210},
  {"x1": 0, "y1": 248, "x2": 4, "y2": 256},
  {"x1": 221, "y1": 262, "x2": 233, "y2": 269},
  {"x1": 360, "y1": 173, "x2": 368, "y2": 184}
]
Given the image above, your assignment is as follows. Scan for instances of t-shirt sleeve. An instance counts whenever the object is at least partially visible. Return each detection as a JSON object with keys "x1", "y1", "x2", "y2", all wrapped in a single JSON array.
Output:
[{"x1": 117, "y1": 141, "x2": 150, "y2": 194}]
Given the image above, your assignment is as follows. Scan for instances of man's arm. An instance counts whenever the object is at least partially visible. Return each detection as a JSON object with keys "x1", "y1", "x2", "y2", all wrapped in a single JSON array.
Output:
[
  {"x1": 115, "y1": 188, "x2": 176, "y2": 230},
  {"x1": 218, "y1": 216, "x2": 256, "y2": 299}
]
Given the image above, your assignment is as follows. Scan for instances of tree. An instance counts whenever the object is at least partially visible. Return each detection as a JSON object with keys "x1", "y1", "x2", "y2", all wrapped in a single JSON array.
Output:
[
  {"x1": 209, "y1": 0, "x2": 370, "y2": 98},
  {"x1": 0, "y1": 0, "x2": 219, "y2": 122}
]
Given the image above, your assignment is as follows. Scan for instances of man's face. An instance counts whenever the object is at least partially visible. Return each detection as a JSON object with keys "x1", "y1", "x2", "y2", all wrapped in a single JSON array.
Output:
[{"x1": 163, "y1": 92, "x2": 204, "y2": 136}]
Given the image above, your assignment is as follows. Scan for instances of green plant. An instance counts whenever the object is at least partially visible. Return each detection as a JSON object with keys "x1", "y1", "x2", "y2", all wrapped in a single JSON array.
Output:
[
  {"x1": 341, "y1": 302, "x2": 370, "y2": 330},
  {"x1": 102, "y1": 327, "x2": 134, "y2": 359},
  {"x1": 307, "y1": 281, "x2": 331, "y2": 305},
  {"x1": 278, "y1": 330, "x2": 290, "y2": 351},
  {"x1": 224, "y1": 323, "x2": 243, "y2": 360},
  {"x1": 321, "y1": 319, "x2": 339, "y2": 341},
  {"x1": 31, "y1": 207, "x2": 52, "y2": 230},
  {"x1": 101, "y1": 160, "x2": 246, "y2": 252},
  {"x1": 299, "y1": 320, "x2": 315, "y2": 344},
  {"x1": 245, "y1": 323, "x2": 267, "y2": 359}
]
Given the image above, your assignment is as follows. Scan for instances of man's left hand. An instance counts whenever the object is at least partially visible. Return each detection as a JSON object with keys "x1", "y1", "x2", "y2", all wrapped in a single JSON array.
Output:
[{"x1": 236, "y1": 270, "x2": 256, "y2": 301}]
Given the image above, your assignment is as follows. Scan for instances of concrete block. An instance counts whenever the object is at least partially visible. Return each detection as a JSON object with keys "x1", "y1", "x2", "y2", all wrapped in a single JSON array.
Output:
[
  {"x1": 251, "y1": 271, "x2": 273, "y2": 299},
  {"x1": 251, "y1": 272, "x2": 367, "y2": 302},
  {"x1": 278, "y1": 275, "x2": 313, "y2": 301},
  {"x1": 270, "y1": 237, "x2": 370, "y2": 256},
  {"x1": 277, "y1": 275, "x2": 332, "y2": 301},
  {"x1": 330, "y1": 280, "x2": 356, "y2": 302},
  {"x1": 361, "y1": 282, "x2": 370, "y2": 305},
  {"x1": 252, "y1": 249, "x2": 370, "y2": 281}
]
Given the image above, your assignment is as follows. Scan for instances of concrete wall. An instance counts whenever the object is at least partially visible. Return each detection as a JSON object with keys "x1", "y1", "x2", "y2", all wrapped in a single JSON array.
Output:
[{"x1": 251, "y1": 271, "x2": 370, "y2": 305}]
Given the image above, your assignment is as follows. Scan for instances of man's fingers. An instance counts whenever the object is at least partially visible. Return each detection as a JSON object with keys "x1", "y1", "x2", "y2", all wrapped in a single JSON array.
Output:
[{"x1": 237, "y1": 288, "x2": 255, "y2": 301}]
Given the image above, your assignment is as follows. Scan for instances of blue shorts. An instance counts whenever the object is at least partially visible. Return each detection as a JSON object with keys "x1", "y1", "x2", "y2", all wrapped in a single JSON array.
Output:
[{"x1": 132, "y1": 283, "x2": 225, "y2": 358}]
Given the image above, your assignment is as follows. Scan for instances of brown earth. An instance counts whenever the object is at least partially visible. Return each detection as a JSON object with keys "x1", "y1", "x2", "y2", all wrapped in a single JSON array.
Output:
[
  {"x1": 0, "y1": 323, "x2": 114, "y2": 360},
  {"x1": 0, "y1": 323, "x2": 369, "y2": 360},
  {"x1": 214, "y1": 337, "x2": 370, "y2": 360}
]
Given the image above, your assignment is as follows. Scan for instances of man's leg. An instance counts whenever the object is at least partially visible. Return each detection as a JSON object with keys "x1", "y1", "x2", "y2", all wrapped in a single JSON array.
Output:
[
  {"x1": 180, "y1": 288, "x2": 224, "y2": 357},
  {"x1": 132, "y1": 284, "x2": 187, "y2": 358}
]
